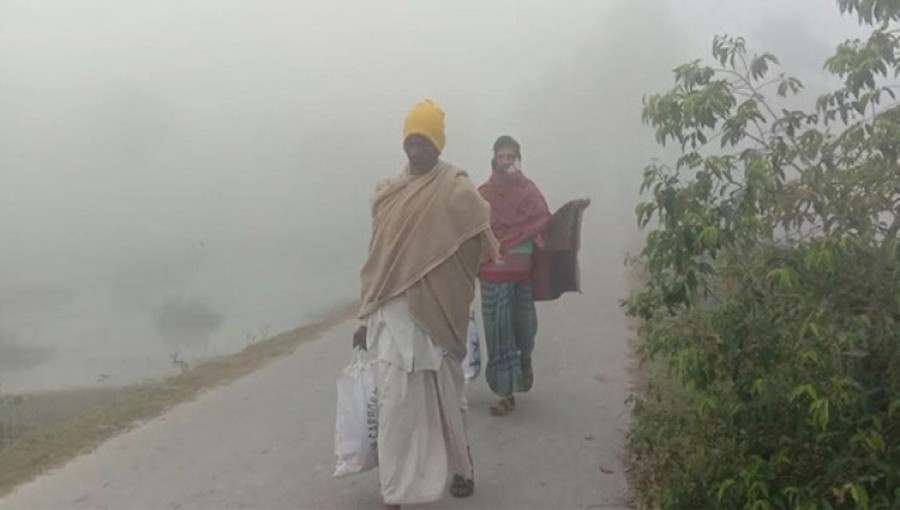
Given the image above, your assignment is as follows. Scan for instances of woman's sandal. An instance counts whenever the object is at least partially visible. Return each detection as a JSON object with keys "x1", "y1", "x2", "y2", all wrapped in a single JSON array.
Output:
[
  {"x1": 490, "y1": 395, "x2": 515, "y2": 416},
  {"x1": 450, "y1": 474, "x2": 475, "y2": 498}
]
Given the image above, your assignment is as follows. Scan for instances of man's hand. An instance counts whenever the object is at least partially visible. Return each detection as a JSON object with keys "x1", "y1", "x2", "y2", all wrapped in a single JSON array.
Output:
[{"x1": 352, "y1": 325, "x2": 368, "y2": 350}]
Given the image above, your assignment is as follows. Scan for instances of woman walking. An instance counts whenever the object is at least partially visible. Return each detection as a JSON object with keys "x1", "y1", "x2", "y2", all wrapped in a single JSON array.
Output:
[{"x1": 478, "y1": 135, "x2": 589, "y2": 416}]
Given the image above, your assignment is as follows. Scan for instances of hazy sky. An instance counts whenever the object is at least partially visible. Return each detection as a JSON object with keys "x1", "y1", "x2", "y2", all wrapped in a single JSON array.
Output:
[{"x1": 0, "y1": 0, "x2": 868, "y2": 392}]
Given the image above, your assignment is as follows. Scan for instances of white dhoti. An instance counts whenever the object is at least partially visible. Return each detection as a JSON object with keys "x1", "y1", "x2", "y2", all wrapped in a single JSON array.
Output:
[{"x1": 366, "y1": 296, "x2": 473, "y2": 506}]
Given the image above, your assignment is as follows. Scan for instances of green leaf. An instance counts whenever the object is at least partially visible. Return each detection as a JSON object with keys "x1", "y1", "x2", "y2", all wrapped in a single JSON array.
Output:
[
  {"x1": 699, "y1": 226, "x2": 721, "y2": 248},
  {"x1": 888, "y1": 400, "x2": 900, "y2": 417},
  {"x1": 790, "y1": 384, "x2": 818, "y2": 402},
  {"x1": 767, "y1": 267, "x2": 796, "y2": 289},
  {"x1": 810, "y1": 398, "x2": 830, "y2": 432},
  {"x1": 846, "y1": 483, "x2": 870, "y2": 509},
  {"x1": 717, "y1": 479, "x2": 736, "y2": 503},
  {"x1": 800, "y1": 349, "x2": 824, "y2": 366},
  {"x1": 864, "y1": 430, "x2": 886, "y2": 453}
]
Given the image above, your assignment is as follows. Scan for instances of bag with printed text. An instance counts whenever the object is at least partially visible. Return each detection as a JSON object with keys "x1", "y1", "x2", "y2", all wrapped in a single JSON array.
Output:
[{"x1": 333, "y1": 350, "x2": 378, "y2": 477}]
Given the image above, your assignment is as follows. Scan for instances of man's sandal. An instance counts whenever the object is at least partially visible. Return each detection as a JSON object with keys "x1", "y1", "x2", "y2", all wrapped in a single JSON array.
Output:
[{"x1": 450, "y1": 474, "x2": 475, "y2": 498}]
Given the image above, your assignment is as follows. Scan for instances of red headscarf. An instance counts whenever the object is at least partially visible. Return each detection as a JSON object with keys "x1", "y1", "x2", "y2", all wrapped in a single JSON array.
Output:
[{"x1": 478, "y1": 169, "x2": 550, "y2": 255}]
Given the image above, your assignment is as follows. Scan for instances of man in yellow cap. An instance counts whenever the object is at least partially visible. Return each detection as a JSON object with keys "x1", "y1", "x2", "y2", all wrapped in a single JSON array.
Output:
[{"x1": 353, "y1": 100, "x2": 499, "y2": 507}]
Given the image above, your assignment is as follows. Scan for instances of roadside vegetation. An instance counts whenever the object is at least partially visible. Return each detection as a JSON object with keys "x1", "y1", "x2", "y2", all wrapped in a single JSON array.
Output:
[{"x1": 626, "y1": 1, "x2": 900, "y2": 507}]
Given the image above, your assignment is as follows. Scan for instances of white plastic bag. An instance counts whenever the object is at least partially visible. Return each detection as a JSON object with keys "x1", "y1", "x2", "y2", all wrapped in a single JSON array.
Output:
[
  {"x1": 333, "y1": 351, "x2": 378, "y2": 477},
  {"x1": 462, "y1": 311, "x2": 481, "y2": 382}
]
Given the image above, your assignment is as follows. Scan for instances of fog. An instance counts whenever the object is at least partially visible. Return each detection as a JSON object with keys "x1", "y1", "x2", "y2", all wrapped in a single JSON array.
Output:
[{"x1": 0, "y1": 0, "x2": 865, "y2": 393}]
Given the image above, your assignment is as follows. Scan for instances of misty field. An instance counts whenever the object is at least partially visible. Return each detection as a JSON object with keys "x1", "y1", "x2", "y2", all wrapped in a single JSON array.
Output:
[{"x1": 0, "y1": 303, "x2": 353, "y2": 497}]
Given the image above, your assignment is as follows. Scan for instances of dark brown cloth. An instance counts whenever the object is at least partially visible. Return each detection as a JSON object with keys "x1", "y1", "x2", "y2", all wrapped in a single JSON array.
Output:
[{"x1": 532, "y1": 200, "x2": 585, "y2": 301}]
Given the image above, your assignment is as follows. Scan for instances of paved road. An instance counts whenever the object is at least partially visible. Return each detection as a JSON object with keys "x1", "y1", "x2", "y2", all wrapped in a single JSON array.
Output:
[{"x1": 0, "y1": 236, "x2": 634, "y2": 510}]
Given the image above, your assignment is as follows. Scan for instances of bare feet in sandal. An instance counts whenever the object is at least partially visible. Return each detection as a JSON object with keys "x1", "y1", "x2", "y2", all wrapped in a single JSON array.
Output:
[{"x1": 490, "y1": 395, "x2": 515, "y2": 416}]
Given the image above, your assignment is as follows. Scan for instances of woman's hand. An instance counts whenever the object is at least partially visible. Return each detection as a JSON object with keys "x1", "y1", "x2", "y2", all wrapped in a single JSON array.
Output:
[{"x1": 352, "y1": 325, "x2": 368, "y2": 350}]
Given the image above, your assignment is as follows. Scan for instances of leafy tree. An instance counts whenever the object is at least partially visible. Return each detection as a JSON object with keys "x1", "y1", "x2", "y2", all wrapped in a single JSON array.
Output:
[{"x1": 627, "y1": 1, "x2": 900, "y2": 508}]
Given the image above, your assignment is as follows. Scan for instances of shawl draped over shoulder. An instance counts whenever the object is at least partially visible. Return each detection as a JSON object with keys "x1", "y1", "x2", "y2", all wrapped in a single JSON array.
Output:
[{"x1": 359, "y1": 161, "x2": 499, "y2": 360}]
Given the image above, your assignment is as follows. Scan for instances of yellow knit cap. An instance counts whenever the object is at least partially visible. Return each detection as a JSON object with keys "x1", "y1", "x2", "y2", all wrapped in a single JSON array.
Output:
[{"x1": 403, "y1": 99, "x2": 445, "y2": 152}]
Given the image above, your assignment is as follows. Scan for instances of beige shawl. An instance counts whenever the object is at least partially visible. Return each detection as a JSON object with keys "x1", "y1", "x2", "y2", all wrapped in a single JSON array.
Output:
[{"x1": 359, "y1": 160, "x2": 499, "y2": 360}]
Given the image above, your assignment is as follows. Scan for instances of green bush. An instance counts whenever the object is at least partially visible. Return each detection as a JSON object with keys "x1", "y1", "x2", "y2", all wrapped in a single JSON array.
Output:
[{"x1": 626, "y1": 2, "x2": 900, "y2": 508}]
